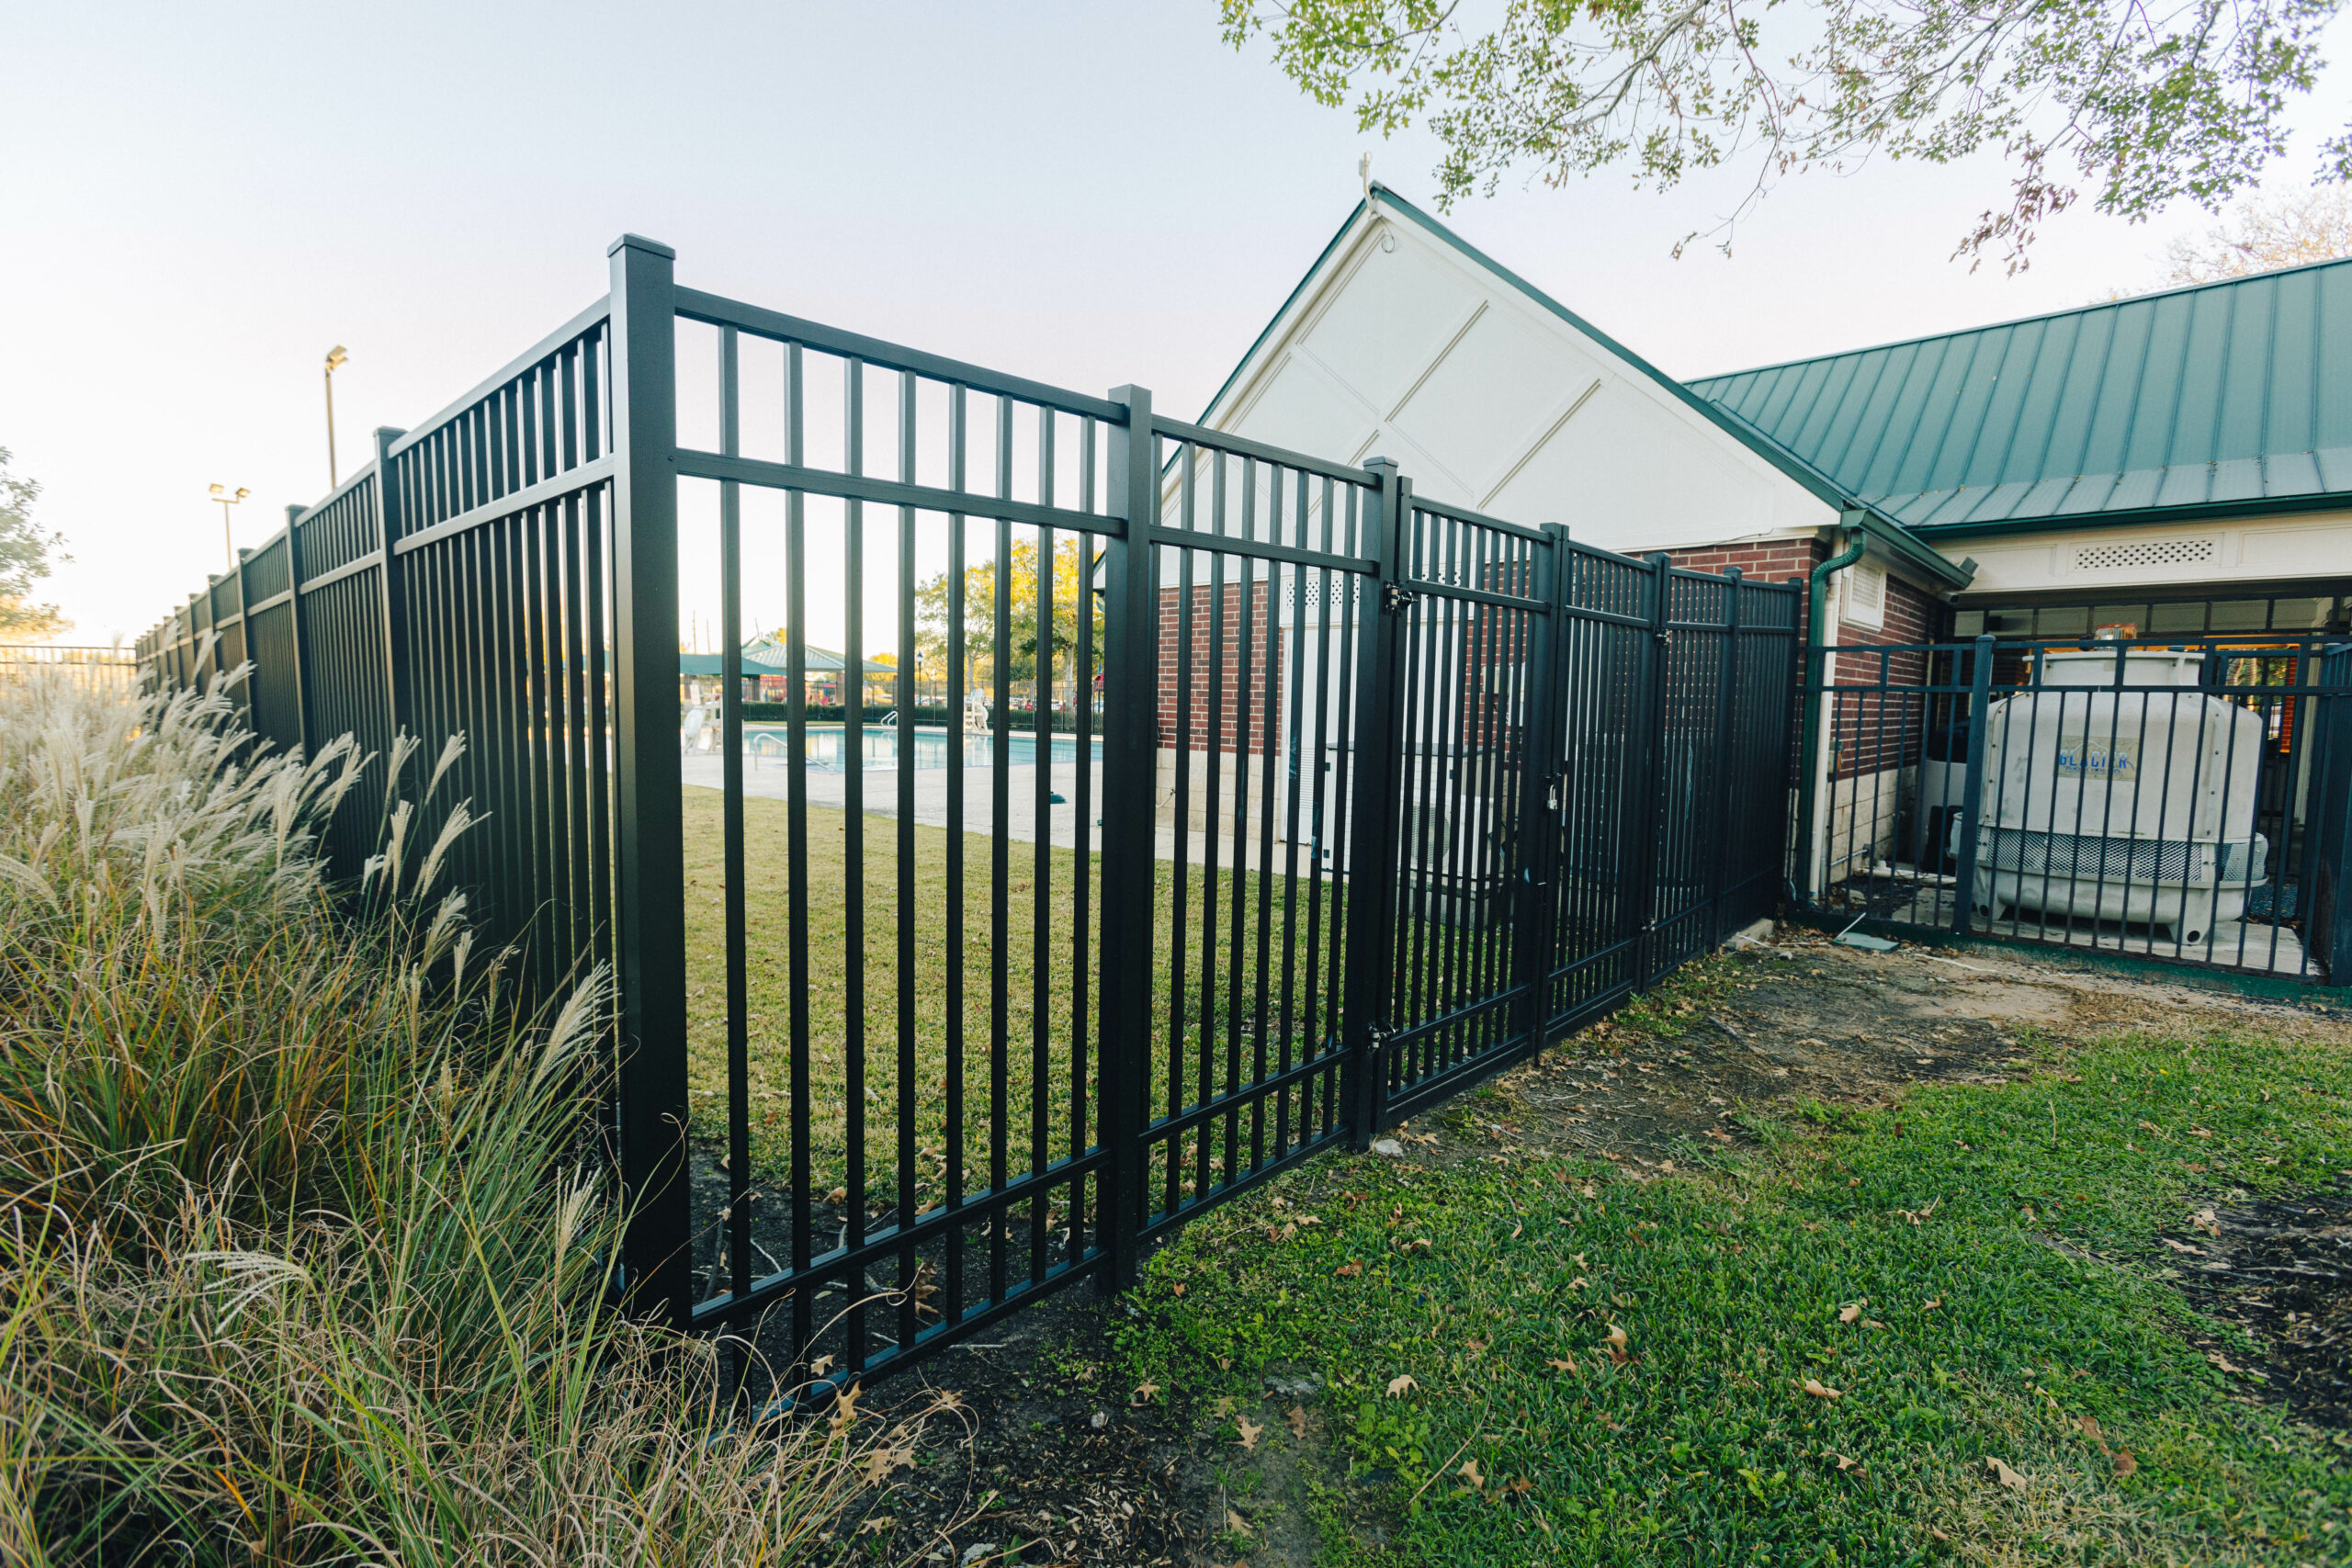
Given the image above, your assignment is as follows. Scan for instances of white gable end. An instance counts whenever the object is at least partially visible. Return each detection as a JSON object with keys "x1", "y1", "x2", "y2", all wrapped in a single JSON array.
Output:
[{"x1": 1204, "y1": 201, "x2": 1839, "y2": 555}]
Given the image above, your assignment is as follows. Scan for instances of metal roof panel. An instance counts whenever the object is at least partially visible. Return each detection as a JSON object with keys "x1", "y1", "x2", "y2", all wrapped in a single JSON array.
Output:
[
  {"x1": 2267, "y1": 449, "x2": 2322, "y2": 495},
  {"x1": 2211, "y1": 457, "x2": 2265, "y2": 503},
  {"x1": 1688, "y1": 253, "x2": 2352, "y2": 531}
]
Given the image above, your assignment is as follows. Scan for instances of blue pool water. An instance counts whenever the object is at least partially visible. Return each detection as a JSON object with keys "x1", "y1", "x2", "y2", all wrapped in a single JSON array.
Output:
[{"x1": 741, "y1": 724, "x2": 1102, "y2": 773}]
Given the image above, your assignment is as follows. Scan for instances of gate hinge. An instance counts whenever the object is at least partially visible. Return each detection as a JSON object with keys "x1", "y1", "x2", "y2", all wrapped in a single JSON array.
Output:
[
  {"x1": 1382, "y1": 582, "x2": 1419, "y2": 615},
  {"x1": 1365, "y1": 1021, "x2": 1395, "y2": 1050}
]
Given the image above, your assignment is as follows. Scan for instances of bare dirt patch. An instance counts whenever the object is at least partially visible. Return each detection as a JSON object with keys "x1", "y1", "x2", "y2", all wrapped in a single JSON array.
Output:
[{"x1": 1434, "y1": 928, "x2": 2344, "y2": 1175}]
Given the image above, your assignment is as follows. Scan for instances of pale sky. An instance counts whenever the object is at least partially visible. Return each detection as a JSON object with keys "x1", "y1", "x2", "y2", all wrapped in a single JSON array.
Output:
[{"x1": 6, "y1": 1, "x2": 2348, "y2": 648}]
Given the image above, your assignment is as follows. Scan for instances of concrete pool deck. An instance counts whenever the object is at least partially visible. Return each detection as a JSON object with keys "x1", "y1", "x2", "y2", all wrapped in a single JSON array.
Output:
[{"x1": 679, "y1": 751, "x2": 1333, "y2": 874}]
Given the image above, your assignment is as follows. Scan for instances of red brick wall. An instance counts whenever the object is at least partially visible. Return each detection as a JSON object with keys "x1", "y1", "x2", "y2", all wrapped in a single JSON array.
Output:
[
  {"x1": 1156, "y1": 581, "x2": 1283, "y2": 756},
  {"x1": 1657, "y1": 535, "x2": 1954, "y2": 783}
]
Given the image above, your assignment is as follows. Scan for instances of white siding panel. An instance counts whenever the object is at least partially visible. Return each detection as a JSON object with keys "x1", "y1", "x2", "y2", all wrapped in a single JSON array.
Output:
[
  {"x1": 1297, "y1": 242, "x2": 1480, "y2": 420},
  {"x1": 1487, "y1": 383, "x2": 1800, "y2": 552},
  {"x1": 1391, "y1": 307, "x2": 1601, "y2": 498},
  {"x1": 1228, "y1": 353, "x2": 1379, "y2": 473}
]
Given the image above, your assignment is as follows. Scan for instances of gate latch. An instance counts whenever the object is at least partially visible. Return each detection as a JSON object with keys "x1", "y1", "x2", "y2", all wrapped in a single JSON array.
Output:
[
  {"x1": 1383, "y1": 582, "x2": 1419, "y2": 615},
  {"x1": 1365, "y1": 1021, "x2": 1394, "y2": 1052}
]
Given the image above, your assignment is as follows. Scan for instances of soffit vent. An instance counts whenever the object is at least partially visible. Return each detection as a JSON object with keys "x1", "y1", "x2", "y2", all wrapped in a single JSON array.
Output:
[{"x1": 2073, "y1": 536, "x2": 2219, "y2": 572}]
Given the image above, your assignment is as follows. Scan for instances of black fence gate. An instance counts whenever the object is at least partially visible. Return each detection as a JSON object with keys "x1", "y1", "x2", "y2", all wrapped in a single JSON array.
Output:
[{"x1": 138, "y1": 235, "x2": 1797, "y2": 1388}]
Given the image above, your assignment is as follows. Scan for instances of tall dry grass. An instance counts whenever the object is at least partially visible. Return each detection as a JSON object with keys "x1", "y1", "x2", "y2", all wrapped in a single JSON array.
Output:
[{"x1": 0, "y1": 670, "x2": 942, "y2": 1564}]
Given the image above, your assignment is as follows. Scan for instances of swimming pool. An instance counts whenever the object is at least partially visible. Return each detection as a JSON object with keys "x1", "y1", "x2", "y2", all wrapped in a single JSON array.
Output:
[{"x1": 739, "y1": 724, "x2": 1103, "y2": 772}]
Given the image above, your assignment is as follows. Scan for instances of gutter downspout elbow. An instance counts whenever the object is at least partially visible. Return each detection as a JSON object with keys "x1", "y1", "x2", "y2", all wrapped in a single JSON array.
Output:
[{"x1": 1794, "y1": 523, "x2": 1867, "y2": 908}]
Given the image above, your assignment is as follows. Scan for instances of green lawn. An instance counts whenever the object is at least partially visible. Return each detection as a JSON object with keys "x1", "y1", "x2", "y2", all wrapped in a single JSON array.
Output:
[
  {"x1": 1116, "y1": 982, "x2": 2352, "y2": 1563},
  {"x1": 681, "y1": 790, "x2": 1357, "y2": 1208}
]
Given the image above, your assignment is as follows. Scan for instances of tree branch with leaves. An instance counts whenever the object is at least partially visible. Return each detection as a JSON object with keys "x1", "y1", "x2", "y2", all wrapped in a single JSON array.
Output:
[{"x1": 1220, "y1": 0, "x2": 2348, "y2": 268}]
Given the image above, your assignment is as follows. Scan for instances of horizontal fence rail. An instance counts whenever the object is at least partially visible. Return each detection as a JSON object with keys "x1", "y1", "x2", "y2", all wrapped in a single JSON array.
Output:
[
  {"x1": 140, "y1": 236, "x2": 1800, "y2": 1394},
  {"x1": 1798, "y1": 633, "x2": 2352, "y2": 982}
]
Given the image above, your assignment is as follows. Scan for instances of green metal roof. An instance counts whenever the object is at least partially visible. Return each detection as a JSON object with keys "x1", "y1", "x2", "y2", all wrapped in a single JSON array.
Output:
[{"x1": 1689, "y1": 255, "x2": 2352, "y2": 537}]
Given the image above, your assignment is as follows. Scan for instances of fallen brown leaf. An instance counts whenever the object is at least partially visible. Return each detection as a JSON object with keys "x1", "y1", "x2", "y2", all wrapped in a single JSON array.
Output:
[
  {"x1": 1838, "y1": 1303, "x2": 1863, "y2": 1324},
  {"x1": 2113, "y1": 1448, "x2": 2138, "y2": 1478},
  {"x1": 1131, "y1": 1380, "x2": 1160, "y2": 1405},
  {"x1": 1386, "y1": 1374, "x2": 1417, "y2": 1397},
  {"x1": 1226, "y1": 1507, "x2": 1252, "y2": 1538},
  {"x1": 1801, "y1": 1379, "x2": 1841, "y2": 1400},
  {"x1": 1235, "y1": 1416, "x2": 1263, "y2": 1450},
  {"x1": 1286, "y1": 1404, "x2": 1308, "y2": 1438},
  {"x1": 1603, "y1": 1325, "x2": 1630, "y2": 1365},
  {"x1": 1335, "y1": 1260, "x2": 1363, "y2": 1278},
  {"x1": 1460, "y1": 1457, "x2": 1486, "y2": 1488},
  {"x1": 2077, "y1": 1414, "x2": 2105, "y2": 1448},
  {"x1": 1985, "y1": 1456, "x2": 2027, "y2": 1490},
  {"x1": 1546, "y1": 1356, "x2": 1579, "y2": 1375},
  {"x1": 808, "y1": 1353, "x2": 835, "y2": 1376}
]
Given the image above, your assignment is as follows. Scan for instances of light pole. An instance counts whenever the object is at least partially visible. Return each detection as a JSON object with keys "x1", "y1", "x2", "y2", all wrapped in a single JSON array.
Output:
[
  {"x1": 323, "y1": 345, "x2": 349, "y2": 487},
  {"x1": 209, "y1": 483, "x2": 248, "y2": 569}
]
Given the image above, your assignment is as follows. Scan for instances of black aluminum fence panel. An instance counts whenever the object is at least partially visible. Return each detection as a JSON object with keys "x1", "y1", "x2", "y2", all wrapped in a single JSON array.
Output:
[
  {"x1": 1136, "y1": 425, "x2": 1378, "y2": 1241},
  {"x1": 1544, "y1": 545, "x2": 1655, "y2": 1027},
  {"x1": 0, "y1": 645, "x2": 139, "y2": 698},
  {"x1": 1374, "y1": 493, "x2": 1550, "y2": 1122},
  {"x1": 243, "y1": 602, "x2": 301, "y2": 749},
  {"x1": 1802, "y1": 634, "x2": 2352, "y2": 981},
  {"x1": 661, "y1": 288, "x2": 1127, "y2": 1383},
  {"x1": 140, "y1": 237, "x2": 1800, "y2": 1393},
  {"x1": 298, "y1": 565, "x2": 393, "y2": 879}
]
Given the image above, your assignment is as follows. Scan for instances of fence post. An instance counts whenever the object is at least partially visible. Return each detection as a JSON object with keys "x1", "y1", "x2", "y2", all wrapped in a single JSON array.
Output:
[
  {"x1": 284, "y1": 503, "x2": 311, "y2": 756},
  {"x1": 1510, "y1": 525, "x2": 1569, "y2": 1057},
  {"x1": 1097, "y1": 384, "x2": 1159, "y2": 1294},
  {"x1": 1951, "y1": 633, "x2": 1995, "y2": 939},
  {"x1": 372, "y1": 426, "x2": 412, "y2": 741},
  {"x1": 1623, "y1": 553, "x2": 1673, "y2": 989},
  {"x1": 1703, "y1": 570, "x2": 1743, "y2": 945},
  {"x1": 1340, "y1": 460, "x2": 1408, "y2": 1145},
  {"x1": 606, "y1": 233, "x2": 693, "y2": 1326}
]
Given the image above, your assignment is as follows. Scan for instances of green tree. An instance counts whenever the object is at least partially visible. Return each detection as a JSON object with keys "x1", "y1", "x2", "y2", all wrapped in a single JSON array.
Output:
[
  {"x1": 914, "y1": 538, "x2": 1103, "y2": 694},
  {"x1": 0, "y1": 449, "x2": 66, "y2": 638},
  {"x1": 1220, "y1": 0, "x2": 2349, "y2": 270}
]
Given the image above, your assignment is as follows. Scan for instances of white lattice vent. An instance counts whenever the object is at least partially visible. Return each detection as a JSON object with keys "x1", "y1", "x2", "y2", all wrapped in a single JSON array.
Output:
[
  {"x1": 2074, "y1": 536, "x2": 2218, "y2": 572},
  {"x1": 1841, "y1": 560, "x2": 1885, "y2": 629}
]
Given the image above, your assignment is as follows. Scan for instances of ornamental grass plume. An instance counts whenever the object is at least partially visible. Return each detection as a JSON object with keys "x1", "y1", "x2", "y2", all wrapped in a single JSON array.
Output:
[{"x1": 0, "y1": 663, "x2": 934, "y2": 1563}]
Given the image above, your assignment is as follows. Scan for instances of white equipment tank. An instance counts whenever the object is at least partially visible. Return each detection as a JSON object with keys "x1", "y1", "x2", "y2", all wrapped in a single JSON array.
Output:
[{"x1": 1964, "y1": 649, "x2": 2268, "y2": 943}]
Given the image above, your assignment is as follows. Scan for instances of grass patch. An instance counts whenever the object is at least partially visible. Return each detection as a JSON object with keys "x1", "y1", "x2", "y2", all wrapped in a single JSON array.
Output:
[
  {"x1": 681, "y1": 787, "x2": 1364, "y2": 1207},
  {"x1": 1119, "y1": 1023, "x2": 2352, "y2": 1563}
]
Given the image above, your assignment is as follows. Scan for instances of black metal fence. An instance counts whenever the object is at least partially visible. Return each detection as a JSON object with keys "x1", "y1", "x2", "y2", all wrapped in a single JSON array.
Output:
[
  {"x1": 140, "y1": 235, "x2": 1797, "y2": 1388},
  {"x1": 1798, "y1": 632, "x2": 2352, "y2": 981},
  {"x1": 0, "y1": 644, "x2": 138, "y2": 696}
]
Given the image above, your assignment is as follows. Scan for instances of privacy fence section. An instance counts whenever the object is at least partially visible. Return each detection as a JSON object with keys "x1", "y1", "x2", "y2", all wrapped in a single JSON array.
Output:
[
  {"x1": 1797, "y1": 633, "x2": 2352, "y2": 982},
  {"x1": 140, "y1": 235, "x2": 1798, "y2": 1391}
]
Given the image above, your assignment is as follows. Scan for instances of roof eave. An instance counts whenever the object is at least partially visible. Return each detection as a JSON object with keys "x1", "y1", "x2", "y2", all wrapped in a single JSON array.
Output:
[
  {"x1": 1846, "y1": 507, "x2": 1976, "y2": 591},
  {"x1": 1907, "y1": 489, "x2": 2352, "y2": 541}
]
